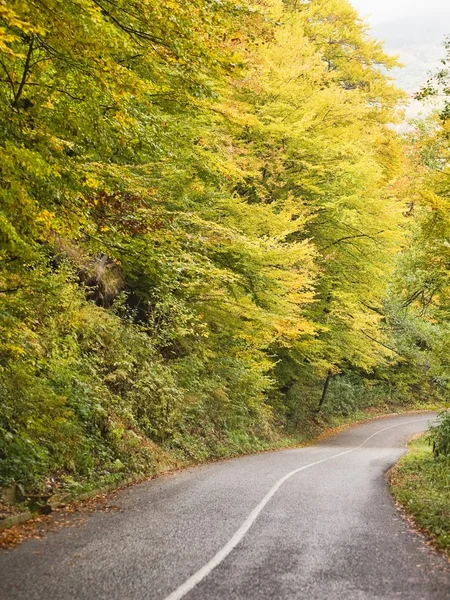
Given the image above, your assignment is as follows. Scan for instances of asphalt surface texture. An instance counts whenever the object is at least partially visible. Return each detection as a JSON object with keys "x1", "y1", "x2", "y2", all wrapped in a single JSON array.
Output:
[{"x1": 1, "y1": 413, "x2": 449, "y2": 600}]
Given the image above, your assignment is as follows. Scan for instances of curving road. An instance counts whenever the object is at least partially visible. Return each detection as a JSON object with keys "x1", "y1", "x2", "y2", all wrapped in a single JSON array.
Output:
[{"x1": 1, "y1": 413, "x2": 449, "y2": 599}]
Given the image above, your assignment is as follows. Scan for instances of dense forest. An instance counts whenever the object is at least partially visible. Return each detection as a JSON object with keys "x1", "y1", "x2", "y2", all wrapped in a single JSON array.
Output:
[{"x1": 1, "y1": 0, "x2": 449, "y2": 494}]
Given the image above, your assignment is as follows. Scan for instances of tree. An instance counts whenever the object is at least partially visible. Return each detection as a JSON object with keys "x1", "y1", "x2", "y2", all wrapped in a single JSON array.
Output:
[
  {"x1": 0, "y1": 0, "x2": 416, "y2": 490},
  {"x1": 226, "y1": 0, "x2": 406, "y2": 412}
]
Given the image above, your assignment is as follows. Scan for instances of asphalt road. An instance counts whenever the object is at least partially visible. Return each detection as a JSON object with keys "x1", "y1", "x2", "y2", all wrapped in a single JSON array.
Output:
[{"x1": 1, "y1": 413, "x2": 449, "y2": 600}]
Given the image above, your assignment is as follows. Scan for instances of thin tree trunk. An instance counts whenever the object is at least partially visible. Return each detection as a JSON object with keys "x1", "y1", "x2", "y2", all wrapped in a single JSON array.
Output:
[
  {"x1": 13, "y1": 35, "x2": 34, "y2": 109},
  {"x1": 317, "y1": 371, "x2": 332, "y2": 410}
]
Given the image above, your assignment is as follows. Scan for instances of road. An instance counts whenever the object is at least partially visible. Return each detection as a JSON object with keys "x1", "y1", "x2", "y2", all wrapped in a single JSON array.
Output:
[{"x1": 1, "y1": 413, "x2": 449, "y2": 599}]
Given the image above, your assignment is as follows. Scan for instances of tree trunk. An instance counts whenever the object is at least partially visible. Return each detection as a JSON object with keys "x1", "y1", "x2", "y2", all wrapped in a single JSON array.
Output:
[{"x1": 317, "y1": 371, "x2": 332, "y2": 410}]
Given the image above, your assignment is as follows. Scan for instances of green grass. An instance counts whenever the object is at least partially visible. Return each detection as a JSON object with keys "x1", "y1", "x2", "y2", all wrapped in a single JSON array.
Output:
[
  {"x1": 1, "y1": 405, "x2": 439, "y2": 520},
  {"x1": 389, "y1": 434, "x2": 450, "y2": 555}
]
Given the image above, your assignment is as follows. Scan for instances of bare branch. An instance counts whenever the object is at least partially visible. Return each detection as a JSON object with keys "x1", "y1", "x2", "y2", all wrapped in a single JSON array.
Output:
[
  {"x1": 359, "y1": 329, "x2": 404, "y2": 357},
  {"x1": 320, "y1": 231, "x2": 384, "y2": 251},
  {"x1": 13, "y1": 35, "x2": 34, "y2": 109},
  {"x1": 360, "y1": 301, "x2": 385, "y2": 316}
]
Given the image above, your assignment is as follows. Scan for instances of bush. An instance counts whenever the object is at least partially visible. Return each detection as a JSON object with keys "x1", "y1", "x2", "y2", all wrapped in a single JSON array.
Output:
[{"x1": 428, "y1": 411, "x2": 450, "y2": 457}]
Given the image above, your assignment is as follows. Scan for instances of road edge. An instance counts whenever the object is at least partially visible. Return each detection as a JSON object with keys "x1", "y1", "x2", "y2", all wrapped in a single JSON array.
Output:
[
  {"x1": 388, "y1": 433, "x2": 450, "y2": 560},
  {"x1": 0, "y1": 407, "x2": 438, "y2": 537}
]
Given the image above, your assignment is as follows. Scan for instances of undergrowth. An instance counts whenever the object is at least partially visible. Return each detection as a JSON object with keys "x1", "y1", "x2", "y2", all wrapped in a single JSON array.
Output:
[{"x1": 389, "y1": 434, "x2": 450, "y2": 556}]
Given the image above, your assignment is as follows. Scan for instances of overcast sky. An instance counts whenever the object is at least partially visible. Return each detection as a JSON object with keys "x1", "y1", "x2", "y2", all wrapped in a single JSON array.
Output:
[
  {"x1": 349, "y1": 0, "x2": 450, "y2": 107},
  {"x1": 350, "y1": 0, "x2": 450, "y2": 25}
]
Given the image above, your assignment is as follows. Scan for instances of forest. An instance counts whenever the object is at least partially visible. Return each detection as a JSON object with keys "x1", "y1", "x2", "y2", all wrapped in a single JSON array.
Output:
[{"x1": 1, "y1": 0, "x2": 450, "y2": 497}]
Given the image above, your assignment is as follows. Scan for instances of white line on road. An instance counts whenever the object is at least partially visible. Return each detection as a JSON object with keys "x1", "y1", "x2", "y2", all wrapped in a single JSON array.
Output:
[{"x1": 162, "y1": 416, "x2": 432, "y2": 600}]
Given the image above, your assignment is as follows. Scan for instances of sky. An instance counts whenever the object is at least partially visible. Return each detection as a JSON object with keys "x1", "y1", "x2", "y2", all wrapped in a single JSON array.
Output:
[
  {"x1": 350, "y1": 0, "x2": 450, "y2": 116},
  {"x1": 350, "y1": 0, "x2": 450, "y2": 25}
]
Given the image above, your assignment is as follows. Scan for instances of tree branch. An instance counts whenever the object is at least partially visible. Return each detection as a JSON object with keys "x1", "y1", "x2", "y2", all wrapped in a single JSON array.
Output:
[
  {"x1": 0, "y1": 59, "x2": 16, "y2": 97},
  {"x1": 0, "y1": 286, "x2": 25, "y2": 294},
  {"x1": 320, "y1": 231, "x2": 384, "y2": 251},
  {"x1": 13, "y1": 35, "x2": 34, "y2": 109},
  {"x1": 360, "y1": 301, "x2": 385, "y2": 316},
  {"x1": 359, "y1": 329, "x2": 403, "y2": 357}
]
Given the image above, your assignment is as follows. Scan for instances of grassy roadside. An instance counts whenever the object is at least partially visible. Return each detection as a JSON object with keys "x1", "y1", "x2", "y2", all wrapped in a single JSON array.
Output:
[
  {"x1": 1, "y1": 405, "x2": 438, "y2": 528},
  {"x1": 389, "y1": 434, "x2": 450, "y2": 556},
  {"x1": 27, "y1": 404, "x2": 442, "y2": 503},
  {"x1": 0, "y1": 405, "x2": 441, "y2": 548}
]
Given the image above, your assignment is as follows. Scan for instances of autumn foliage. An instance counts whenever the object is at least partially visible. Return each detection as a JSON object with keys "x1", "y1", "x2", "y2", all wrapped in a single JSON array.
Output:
[{"x1": 0, "y1": 0, "x2": 447, "y2": 493}]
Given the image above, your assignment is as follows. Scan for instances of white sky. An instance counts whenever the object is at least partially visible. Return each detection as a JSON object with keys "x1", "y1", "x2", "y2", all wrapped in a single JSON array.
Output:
[
  {"x1": 350, "y1": 0, "x2": 450, "y2": 25},
  {"x1": 350, "y1": 0, "x2": 450, "y2": 115}
]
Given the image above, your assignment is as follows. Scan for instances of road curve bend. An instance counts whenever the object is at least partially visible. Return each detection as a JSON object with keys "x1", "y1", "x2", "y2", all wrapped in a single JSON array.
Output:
[{"x1": 1, "y1": 413, "x2": 449, "y2": 600}]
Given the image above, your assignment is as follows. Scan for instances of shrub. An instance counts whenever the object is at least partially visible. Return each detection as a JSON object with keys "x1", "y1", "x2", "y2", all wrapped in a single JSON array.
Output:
[{"x1": 428, "y1": 411, "x2": 450, "y2": 457}]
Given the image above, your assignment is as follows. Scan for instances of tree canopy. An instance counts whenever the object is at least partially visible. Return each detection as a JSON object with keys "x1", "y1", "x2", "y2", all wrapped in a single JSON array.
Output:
[{"x1": 0, "y1": 0, "x2": 447, "y2": 493}]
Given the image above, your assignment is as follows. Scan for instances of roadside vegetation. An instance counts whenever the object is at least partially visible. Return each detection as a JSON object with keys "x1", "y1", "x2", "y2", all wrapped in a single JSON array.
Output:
[
  {"x1": 0, "y1": 1, "x2": 449, "y2": 505},
  {"x1": 390, "y1": 412, "x2": 450, "y2": 556}
]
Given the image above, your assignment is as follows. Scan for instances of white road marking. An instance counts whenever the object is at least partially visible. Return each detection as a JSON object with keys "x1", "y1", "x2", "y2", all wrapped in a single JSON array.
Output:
[{"x1": 162, "y1": 416, "x2": 432, "y2": 600}]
